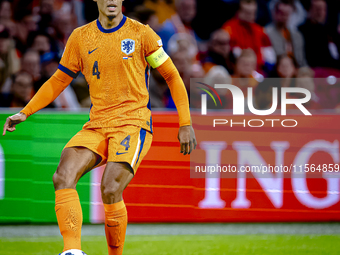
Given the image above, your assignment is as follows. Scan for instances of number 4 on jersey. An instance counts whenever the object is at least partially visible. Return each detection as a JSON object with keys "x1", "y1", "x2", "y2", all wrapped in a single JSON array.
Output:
[
  {"x1": 93, "y1": 61, "x2": 100, "y2": 79},
  {"x1": 120, "y1": 135, "x2": 131, "y2": 151}
]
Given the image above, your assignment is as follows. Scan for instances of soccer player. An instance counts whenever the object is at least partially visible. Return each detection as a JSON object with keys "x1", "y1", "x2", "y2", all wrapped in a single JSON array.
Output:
[{"x1": 2, "y1": 0, "x2": 197, "y2": 254}]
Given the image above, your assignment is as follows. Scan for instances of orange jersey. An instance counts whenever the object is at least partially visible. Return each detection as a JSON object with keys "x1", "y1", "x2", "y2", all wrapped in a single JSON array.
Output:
[{"x1": 59, "y1": 16, "x2": 163, "y2": 132}]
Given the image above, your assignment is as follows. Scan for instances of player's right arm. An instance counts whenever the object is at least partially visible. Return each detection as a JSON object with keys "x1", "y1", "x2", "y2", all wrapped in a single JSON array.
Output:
[
  {"x1": 2, "y1": 70, "x2": 73, "y2": 136},
  {"x1": 3, "y1": 30, "x2": 81, "y2": 136}
]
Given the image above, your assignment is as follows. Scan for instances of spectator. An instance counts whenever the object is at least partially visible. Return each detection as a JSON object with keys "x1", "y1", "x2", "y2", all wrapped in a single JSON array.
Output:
[
  {"x1": 201, "y1": 29, "x2": 235, "y2": 74},
  {"x1": 0, "y1": 71, "x2": 33, "y2": 107},
  {"x1": 272, "y1": 56, "x2": 323, "y2": 111},
  {"x1": 131, "y1": 6, "x2": 160, "y2": 32},
  {"x1": 271, "y1": 54, "x2": 298, "y2": 88},
  {"x1": 149, "y1": 49, "x2": 192, "y2": 109},
  {"x1": 204, "y1": 65, "x2": 232, "y2": 109},
  {"x1": 167, "y1": 32, "x2": 198, "y2": 62},
  {"x1": 0, "y1": 0, "x2": 16, "y2": 36},
  {"x1": 0, "y1": 0, "x2": 11, "y2": 24},
  {"x1": 191, "y1": 63, "x2": 205, "y2": 79},
  {"x1": 234, "y1": 49, "x2": 258, "y2": 78},
  {"x1": 149, "y1": 68, "x2": 168, "y2": 108},
  {"x1": 253, "y1": 80, "x2": 275, "y2": 110},
  {"x1": 296, "y1": 66, "x2": 317, "y2": 96},
  {"x1": 276, "y1": 54, "x2": 297, "y2": 79},
  {"x1": 27, "y1": 31, "x2": 59, "y2": 65},
  {"x1": 36, "y1": 51, "x2": 81, "y2": 110},
  {"x1": 205, "y1": 65, "x2": 232, "y2": 86},
  {"x1": 171, "y1": 50, "x2": 192, "y2": 91},
  {"x1": 30, "y1": 32, "x2": 52, "y2": 56},
  {"x1": 266, "y1": 0, "x2": 307, "y2": 67},
  {"x1": 269, "y1": 0, "x2": 307, "y2": 29},
  {"x1": 256, "y1": 0, "x2": 273, "y2": 27},
  {"x1": 165, "y1": 60, "x2": 205, "y2": 108},
  {"x1": 149, "y1": 32, "x2": 197, "y2": 108},
  {"x1": 298, "y1": 0, "x2": 340, "y2": 68},
  {"x1": 21, "y1": 50, "x2": 41, "y2": 83},
  {"x1": 0, "y1": 25, "x2": 20, "y2": 94},
  {"x1": 73, "y1": 0, "x2": 86, "y2": 26},
  {"x1": 21, "y1": 49, "x2": 57, "y2": 108},
  {"x1": 157, "y1": 0, "x2": 197, "y2": 52},
  {"x1": 222, "y1": 0, "x2": 273, "y2": 70},
  {"x1": 38, "y1": 0, "x2": 55, "y2": 33},
  {"x1": 144, "y1": 0, "x2": 176, "y2": 24},
  {"x1": 290, "y1": 66, "x2": 322, "y2": 109},
  {"x1": 191, "y1": 0, "x2": 239, "y2": 41},
  {"x1": 232, "y1": 49, "x2": 259, "y2": 101},
  {"x1": 53, "y1": 84, "x2": 81, "y2": 110},
  {"x1": 252, "y1": 54, "x2": 297, "y2": 109},
  {"x1": 53, "y1": 11, "x2": 76, "y2": 56},
  {"x1": 15, "y1": 12, "x2": 39, "y2": 54},
  {"x1": 69, "y1": 76, "x2": 90, "y2": 108}
]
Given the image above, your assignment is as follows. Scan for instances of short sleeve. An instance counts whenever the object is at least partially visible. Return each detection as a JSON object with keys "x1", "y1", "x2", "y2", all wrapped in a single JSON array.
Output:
[
  {"x1": 143, "y1": 25, "x2": 163, "y2": 57},
  {"x1": 59, "y1": 30, "x2": 81, "y2": 78}
]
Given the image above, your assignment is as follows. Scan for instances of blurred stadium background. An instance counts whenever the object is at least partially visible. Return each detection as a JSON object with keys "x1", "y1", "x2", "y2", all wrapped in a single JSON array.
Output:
[{"x1": 1, "y1": 0, "x2": 340, "y2": 254}]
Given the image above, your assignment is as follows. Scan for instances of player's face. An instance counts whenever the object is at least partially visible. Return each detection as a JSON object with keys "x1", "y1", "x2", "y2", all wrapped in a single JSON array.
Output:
[{"x1": 94, "y1": 0, "x2": 124, "y2": 19}]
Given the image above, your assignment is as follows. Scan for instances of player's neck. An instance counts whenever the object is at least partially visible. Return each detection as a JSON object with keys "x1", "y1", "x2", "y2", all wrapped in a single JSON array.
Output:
[{"x1": 98, "y1": 13, "x2": 124, "y2": 30}]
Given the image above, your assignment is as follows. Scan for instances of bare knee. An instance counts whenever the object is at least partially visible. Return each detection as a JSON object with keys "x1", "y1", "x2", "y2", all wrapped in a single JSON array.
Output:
[
  {"x1": 101, "y1": 179, "x2": 123, "y2": 204},
  {"x1": 53, "y1": 165, "x2": 77, "y2": 191},
  {"x1": 100, "y1": 162, "x2": 134, "y2": 204}
]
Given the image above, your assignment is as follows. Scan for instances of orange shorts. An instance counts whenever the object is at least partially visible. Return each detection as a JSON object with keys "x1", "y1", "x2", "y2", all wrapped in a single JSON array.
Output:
[{"x1": 64, "y1": 125, "x2": 153, "y2": 174}]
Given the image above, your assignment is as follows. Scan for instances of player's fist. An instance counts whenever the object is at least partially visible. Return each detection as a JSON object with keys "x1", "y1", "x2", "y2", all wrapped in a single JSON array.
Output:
[
  {"x1": 178, "y1": 125, "x2": 197, "y2": 155},
  {"x1": 2, "y1": 112, "x2": 27, "y2": 136}
]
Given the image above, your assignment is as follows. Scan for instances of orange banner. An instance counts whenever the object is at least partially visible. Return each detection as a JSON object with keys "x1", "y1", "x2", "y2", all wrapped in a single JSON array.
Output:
[{"x1": 90, "y1": 112, "x2": 340, "y2": 223}]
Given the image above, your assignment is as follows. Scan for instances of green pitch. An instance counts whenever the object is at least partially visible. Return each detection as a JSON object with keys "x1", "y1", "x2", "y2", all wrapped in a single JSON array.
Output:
[{"x1": 1, "y1": 235, "x2": 340, "y2": 255}]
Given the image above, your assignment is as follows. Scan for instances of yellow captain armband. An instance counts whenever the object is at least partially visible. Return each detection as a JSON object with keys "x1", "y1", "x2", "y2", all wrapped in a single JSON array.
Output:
[{"x1": 146, "y1": 47, "x2": 169, "y2": 68}]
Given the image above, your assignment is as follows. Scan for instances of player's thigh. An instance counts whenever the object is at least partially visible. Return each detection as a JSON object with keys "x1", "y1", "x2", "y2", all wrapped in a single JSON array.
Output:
[
  {"x1": 53, "y1": 128, "x2": 108, "y2": 190},
  {"x1": 64, "y1": 128, "x2": 108, "y2": 167},
  {"x1": 107, "y1": 126, "x2": 153, "y2": 174}
]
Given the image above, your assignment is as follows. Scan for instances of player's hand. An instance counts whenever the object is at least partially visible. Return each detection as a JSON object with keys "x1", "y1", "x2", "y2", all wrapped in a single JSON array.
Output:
[
  {"x1": 2, "y1": 112, "x2": 27, "y2": 136},
  {"x1": 178, "y1": 125, "x2": 197, "y2": 155}
]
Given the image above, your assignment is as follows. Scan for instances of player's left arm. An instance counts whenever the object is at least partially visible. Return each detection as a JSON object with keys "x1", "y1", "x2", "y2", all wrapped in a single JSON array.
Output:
[
  {"x1": 144, "y1": 27, "x2": 196, "y2": 155},
  {"x1": 155, "y1": 57, "x2": 197, "y2": 155}
]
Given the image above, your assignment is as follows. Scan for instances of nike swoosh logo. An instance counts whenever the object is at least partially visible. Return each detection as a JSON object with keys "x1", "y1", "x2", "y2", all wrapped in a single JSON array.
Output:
[
  {"x1": 88, "y1": 48, "x2": 98, "y2": 54},
  {"x1": 116, "y1": 152, "x2": 128, "y2": 155}
]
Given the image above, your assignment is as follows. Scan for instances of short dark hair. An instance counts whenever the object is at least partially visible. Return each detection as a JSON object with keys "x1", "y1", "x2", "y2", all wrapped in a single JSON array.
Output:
[
  {"x1": 239, "y1": 0, "x2": 257, "y2": 9},
  {"x1": 240, "y1": 0, "x2": 257, "y2": 5},
  {"x1": 274, "y1": 0, "x2": 295, "y2": 11},
  {"x1": 26, "y1": 31, "x2": 52, "y2": 49},
  {"x1": 133, "y1": 5, "x2": 156, "y2": 25},
  {"x1": 276, "y1": 54, "x2": 299, "y2": 69},
  {"x1": 301, "y1": 0, "x2": 326, "y2": 11}
]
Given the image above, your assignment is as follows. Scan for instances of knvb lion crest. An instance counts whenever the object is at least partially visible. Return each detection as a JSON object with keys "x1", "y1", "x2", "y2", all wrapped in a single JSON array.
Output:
[{"x1": 121, "y1": 39, "x2": 135, "y2": 55}]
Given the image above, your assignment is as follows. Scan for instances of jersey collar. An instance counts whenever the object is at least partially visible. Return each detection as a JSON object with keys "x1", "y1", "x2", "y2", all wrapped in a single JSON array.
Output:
[{"x1": 96, "y1": 15, "x2": 127, "y2": 33}]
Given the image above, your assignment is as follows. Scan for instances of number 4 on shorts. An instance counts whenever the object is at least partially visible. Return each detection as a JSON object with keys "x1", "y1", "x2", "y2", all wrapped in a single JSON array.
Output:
[{"x1": 120, "y1": 135, "x2": 131, "y2": 151}]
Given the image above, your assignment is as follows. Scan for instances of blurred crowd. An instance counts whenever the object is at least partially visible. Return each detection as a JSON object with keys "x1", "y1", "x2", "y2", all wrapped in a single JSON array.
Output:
[{"x1": 0, "y1": 0, "x2": 340, "y2": 111}]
